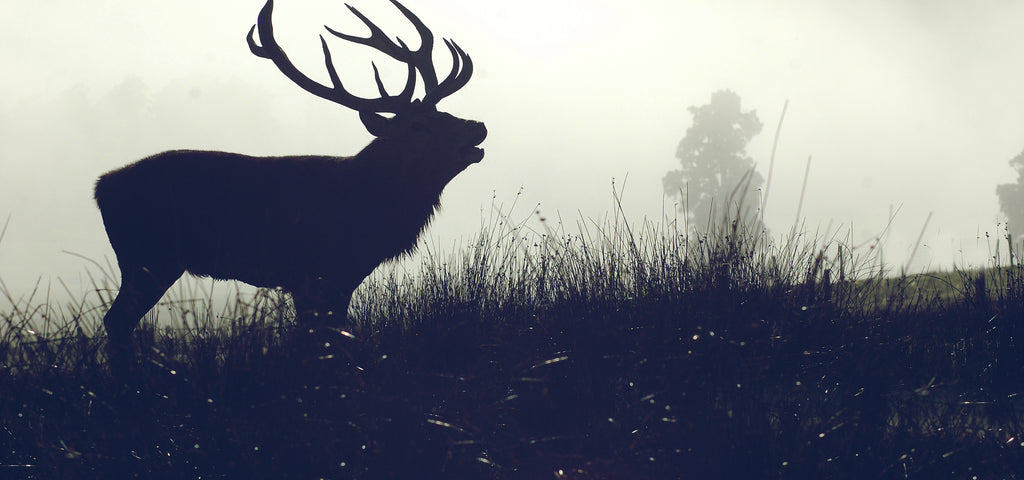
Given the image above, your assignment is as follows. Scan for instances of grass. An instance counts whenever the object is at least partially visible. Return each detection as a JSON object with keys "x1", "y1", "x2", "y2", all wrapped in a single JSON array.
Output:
[{"x1": 2, "y1": 199, "x2": 1023, "y2": 479}]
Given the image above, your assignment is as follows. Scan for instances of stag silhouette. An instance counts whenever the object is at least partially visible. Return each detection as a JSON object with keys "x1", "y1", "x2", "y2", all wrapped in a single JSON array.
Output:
[{"x1": 95, "y1": 0, "x2": 485, "y2": 349}]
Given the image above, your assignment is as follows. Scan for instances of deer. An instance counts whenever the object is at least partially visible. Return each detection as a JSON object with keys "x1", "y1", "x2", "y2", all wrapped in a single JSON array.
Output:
[{"x1": 94, "y1": 0, "x2": 486, "y2": 352}]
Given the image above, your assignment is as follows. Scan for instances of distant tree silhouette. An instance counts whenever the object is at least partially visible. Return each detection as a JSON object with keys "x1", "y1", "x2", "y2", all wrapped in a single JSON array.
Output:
[
  {"x1": 996, "y1": 148, "x2": 1024, "y2": 241},
  {"x1": 663, "y1": 90, "x2": 764, "y2": 233}
]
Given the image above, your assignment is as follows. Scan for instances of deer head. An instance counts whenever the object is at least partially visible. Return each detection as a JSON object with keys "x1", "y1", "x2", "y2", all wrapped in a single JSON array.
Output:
[{"x1": 247, "y1": 0, "x2": 484, "y2": 158}]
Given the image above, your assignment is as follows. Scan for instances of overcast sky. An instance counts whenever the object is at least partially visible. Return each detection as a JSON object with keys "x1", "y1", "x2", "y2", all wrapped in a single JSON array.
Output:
[{"x1": 3, "y1": 0, "x2": 1024, "y2": 301}]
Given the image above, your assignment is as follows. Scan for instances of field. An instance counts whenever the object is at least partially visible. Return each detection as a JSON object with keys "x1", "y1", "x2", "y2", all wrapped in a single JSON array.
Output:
[{"x1": 2, "y1": 207, "x2": 1023, "y2": 479}]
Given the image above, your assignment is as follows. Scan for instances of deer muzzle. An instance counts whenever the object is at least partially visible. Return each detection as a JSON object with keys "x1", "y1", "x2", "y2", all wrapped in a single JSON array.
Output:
[{"x1": 461, "y1": 121, "x2": 487, "y2": 163}]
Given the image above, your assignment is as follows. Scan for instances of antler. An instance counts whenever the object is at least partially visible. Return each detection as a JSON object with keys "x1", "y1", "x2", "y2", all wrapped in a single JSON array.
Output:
[
  {"x1": 422, "y1": 38, "x2": 473, "y2": 107},
  {"x1": 247, "y1": 0, "x2": 416, "y2": 114},
  {"x1": 247, "y1": 0, "x2": 473, "y2": 113},
  {"x1": 325, "y1": 0, "x2": 474, "y2": 108}
]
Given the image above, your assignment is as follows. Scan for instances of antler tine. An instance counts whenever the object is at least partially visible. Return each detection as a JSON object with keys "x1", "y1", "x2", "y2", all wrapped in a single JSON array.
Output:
[
  {"x1": 325, "y1": 4, "x2": 412, "y2": 62},
  {"x1": 367, "y1": 38, "x2": 416, "y2": 103},
  {"x1": 385, "y1": 0, "x2": 438, "y2": 90},
  {"x1": 327, "y1": 0, "x2": 442, "y2": 93},
  {"x1": 422, "y1": 39, "x2": 473, "y2": 107},
  {"x1": 369, "y1": 60, "x2": 415, "y2": 104},
  {"x1": 248, "y1": 0, "x2": 415, "y2": 114}
]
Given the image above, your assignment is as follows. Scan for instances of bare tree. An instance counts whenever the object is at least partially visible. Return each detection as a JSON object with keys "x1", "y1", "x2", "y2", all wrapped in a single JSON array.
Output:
[{"x1": 95, "y1": 0, "x2": 486, "y2": 349}]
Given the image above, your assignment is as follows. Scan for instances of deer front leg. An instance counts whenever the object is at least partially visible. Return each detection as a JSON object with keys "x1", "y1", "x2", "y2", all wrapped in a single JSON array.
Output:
[
  {"x1": 289, "y1": 279, "x2": 361, "y2": 375},
  {"x1": 289, "y1": 277, "x2": 357, "y2": 328}
]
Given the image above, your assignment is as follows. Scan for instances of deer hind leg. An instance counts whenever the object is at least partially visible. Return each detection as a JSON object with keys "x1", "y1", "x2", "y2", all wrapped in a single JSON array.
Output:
[{"x1": 104, "y1": 263, "x2": 183, "y2": 346}]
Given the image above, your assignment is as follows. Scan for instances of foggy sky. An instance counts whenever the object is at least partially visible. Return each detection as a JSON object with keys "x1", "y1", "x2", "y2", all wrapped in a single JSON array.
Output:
[{"x1": 3, "y1": 0, "x2": 1024, "y2": 301}]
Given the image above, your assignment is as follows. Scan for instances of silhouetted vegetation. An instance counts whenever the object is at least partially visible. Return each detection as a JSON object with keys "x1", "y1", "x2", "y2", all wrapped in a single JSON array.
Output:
[{"x1": 2, "y1": 204, "x2": 1023, "y2": 479}]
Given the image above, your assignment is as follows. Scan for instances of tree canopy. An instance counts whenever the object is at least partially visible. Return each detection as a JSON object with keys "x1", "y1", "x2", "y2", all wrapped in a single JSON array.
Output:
[
  {"x1": 663, "y1": 90, "x2": 764, "y2": 232},
  {"x1": 996, "y1": 149, "x2": 1024, "y2": 241}
]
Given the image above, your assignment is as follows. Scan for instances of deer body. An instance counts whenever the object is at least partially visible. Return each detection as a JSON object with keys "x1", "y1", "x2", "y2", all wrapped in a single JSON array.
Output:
[{"x1": 96, "y1": 0, "x2": 485, "y2": 347}]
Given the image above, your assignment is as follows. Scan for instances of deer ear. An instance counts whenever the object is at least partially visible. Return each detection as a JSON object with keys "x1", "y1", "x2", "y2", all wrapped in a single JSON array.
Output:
[{"x1": 359, "y1": 111, "x2": 392, "y2": 137}]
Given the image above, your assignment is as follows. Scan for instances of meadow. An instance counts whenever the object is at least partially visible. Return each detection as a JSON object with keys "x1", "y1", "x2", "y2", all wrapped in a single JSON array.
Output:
[{"x1": 2, "y1": 202, "x2": 1023, "y2": 479}]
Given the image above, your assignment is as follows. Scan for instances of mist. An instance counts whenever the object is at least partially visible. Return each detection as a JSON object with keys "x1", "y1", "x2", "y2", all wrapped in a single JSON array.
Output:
[{"x1": 3, "y1": 0, "x2": 1024, "y2": 301}]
